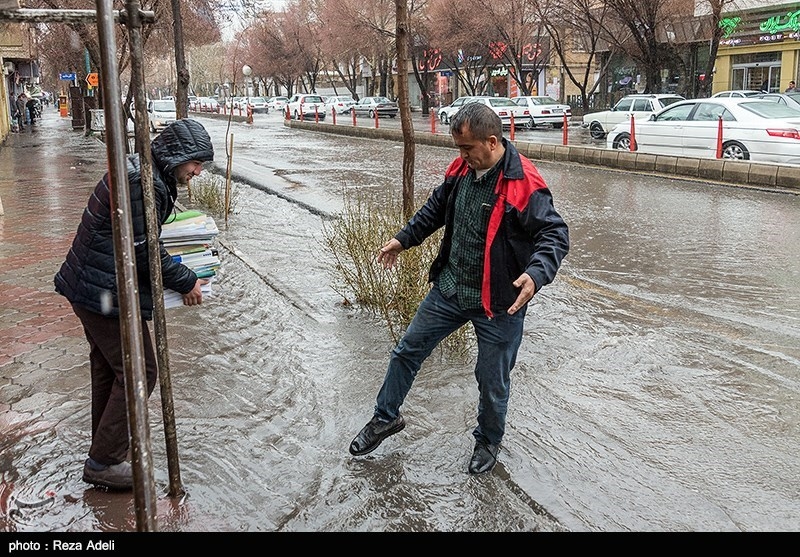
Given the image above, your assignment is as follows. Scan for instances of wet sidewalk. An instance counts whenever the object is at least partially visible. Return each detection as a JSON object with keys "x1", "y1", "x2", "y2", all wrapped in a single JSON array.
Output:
[{"x1": 0, "y1": 108, "x2": 107, "y2": 376}]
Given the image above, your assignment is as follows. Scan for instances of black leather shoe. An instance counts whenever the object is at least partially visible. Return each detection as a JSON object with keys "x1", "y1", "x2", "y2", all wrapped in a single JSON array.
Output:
[
  {"x1": 468, "y1": 442, "x2": 499, "y2": 474},
  {"x1": 349, "y1": 415, "x2": 405, "y2": 456}
]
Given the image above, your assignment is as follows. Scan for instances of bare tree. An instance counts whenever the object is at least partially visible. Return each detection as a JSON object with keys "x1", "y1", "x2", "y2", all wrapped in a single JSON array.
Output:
[
  {"x1": 478, "y1": 0, "x2": 551, "y2": 97},
  {"x1": 603, "y1": 0, "x2": 688, "y2": 93},
  {"x1": 427, "y1": 0, "x2": 496, "y2": 96},
  {"x1": 697, "y1": 0, "x2": 739, "y2": 97},
  {"x1": 536, "y1": 0, "x2": 617, "y2": 111}
]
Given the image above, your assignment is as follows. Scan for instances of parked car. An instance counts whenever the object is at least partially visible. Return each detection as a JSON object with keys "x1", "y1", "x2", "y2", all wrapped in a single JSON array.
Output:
[
  {"x1": 188, "y1": 95, "x2": 197, "y2": 110},
  {"x1": 268, "y1": 96, "x2": 289, "y2": 111},
  {"x1": 513, "y1": 96, "x2": 571, "y2": 128},
  {"x1": 582, "y1": 93, "x2": 685, "y2": 139},
  {"x1": 438, "y1": 96, "x2": 474, "y2": 125},
  {"x1": 147, "y1": 99, "x2": 177, "y2": 133},
  {"x1": 324, "y1": 95, "x2": 357, "y2": 115},
  {"x1": 197, "y1": 96, "x2": 220, "y2": 113},
  {"x1": 605, "y1": 97, "x2": 800, "y2": 165},
  {"x1": 352, "y1": 96, "x2": 399, "y2": 118},
  {"x1": 711, "y1": 90, "x2": 763, "y2": 98},
  {"x1": 465, "y1": 96, "x2": 532, "y2": 129},
  {"x1": 247, "y1": 96, "x2": 270, "y2": 114},
  {"x1": 286, "y1": 93, "x2": 327, "y2": 120},
  {"x1": 755, "y1": 92, "x2": 800, "y2": 112}
]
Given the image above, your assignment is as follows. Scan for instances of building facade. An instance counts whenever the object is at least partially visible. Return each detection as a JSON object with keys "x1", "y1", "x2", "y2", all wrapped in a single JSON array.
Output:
[
  {"x1": 707, "y1": 0, "x2": 800, "y2": 93},
  {"x1": 1, "y1": 1, "x2": 40, "y2": 141}
]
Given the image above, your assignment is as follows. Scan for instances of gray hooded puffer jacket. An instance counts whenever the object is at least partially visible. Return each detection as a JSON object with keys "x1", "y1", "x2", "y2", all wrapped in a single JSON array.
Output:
[{"x1": 54, "y1": 119, "x2": 214, "y2": 319}]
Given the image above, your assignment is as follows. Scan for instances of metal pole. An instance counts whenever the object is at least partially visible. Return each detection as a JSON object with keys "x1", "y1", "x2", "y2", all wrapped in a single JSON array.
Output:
[
  {"x1": 96, "y1": 0, "x2": 157, "y2": 530},
  {"x1": 125, "y1": 0, "x2": 185, "y2": 499},
  {"x1": 0, "y1": 8, "x2": 154, "y2": 23}
]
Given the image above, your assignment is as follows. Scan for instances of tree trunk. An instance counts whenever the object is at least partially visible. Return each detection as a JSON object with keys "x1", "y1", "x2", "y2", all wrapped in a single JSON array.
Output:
[
  {"x1": 396, "y1": 0, "x2": 415, "y2": 221},
  {"x1": 171, "y1": 0, "x2": 189, "y2": 119}
]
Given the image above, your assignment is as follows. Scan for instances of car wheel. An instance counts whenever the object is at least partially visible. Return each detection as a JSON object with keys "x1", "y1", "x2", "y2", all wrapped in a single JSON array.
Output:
[
  {"x1": 589, "y1": 122, "x2": 606, "y2": 140},
  {"x1": 294, "y1": 110, "x2": 300, "y2": 120},
  {"x1": 612, "y1": 132, "x2": 635, "y2": 151},
  {"x1": 722, "y1": 140, "x2": 750, "y2": 160},
  {"x1": 553, "y1": 122, "x2": 564, "y2": 129},
  {"x1": 440, "y1": 112, "x2": 449, "y2": 125},
  {"x1": 525, "y1": 119, "x2": 535, "y2": 130},
  {"x1": 389, "y1": 114, "x2": 396, "y2": 118},
  {"x1": 369, "y1": 109, "x2": 375, "y2": 118},
  {"x1": 150, "y1": 122, "x2": 156, "y2": 133}
]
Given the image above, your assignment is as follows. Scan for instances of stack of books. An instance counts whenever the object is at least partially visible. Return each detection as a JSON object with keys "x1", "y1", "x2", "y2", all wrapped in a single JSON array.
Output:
[{"x1": 160, "y1": 210, "x2": 220, "y2": 308}]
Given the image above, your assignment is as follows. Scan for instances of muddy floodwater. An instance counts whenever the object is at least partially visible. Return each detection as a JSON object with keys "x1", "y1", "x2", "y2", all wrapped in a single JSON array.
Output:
[{"x1": 2, "y1": 111, "x2": 799, "y2": 532}]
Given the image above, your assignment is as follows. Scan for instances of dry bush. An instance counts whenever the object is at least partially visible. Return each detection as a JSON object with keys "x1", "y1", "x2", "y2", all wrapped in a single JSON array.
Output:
[
  {"x1": 322, "y1": 190, "x2": 473, "y2": 357},
  {"x1": 187, "y1": 171, "x2": 238, "y2": 219}
]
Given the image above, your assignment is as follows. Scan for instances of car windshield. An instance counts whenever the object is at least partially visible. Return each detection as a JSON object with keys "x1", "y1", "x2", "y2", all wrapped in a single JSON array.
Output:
[
  {"x1": 374, "y1": 97, "x2": 392, "y2": 103},
  {"x1": 152, "y1": 100, "x2": 176, "y2": 111},
  {"x1": 303, "y1": 96, "x2": 323, "y2": 103},
  {"x1": 738, "y1": 101, "x2": 800, "y2": 119},
  {"x1": 487, "y1": 98, "x2": 518, "y2": 107}
]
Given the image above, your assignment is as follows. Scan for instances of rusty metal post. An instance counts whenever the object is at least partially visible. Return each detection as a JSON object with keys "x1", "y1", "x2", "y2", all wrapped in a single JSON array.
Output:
[
  {"x1": 98, "y1": 0, "x2": 157, "y2": 530},
  {"x1": 126, "y1": 0, "x2": 185, "y2": 500}
]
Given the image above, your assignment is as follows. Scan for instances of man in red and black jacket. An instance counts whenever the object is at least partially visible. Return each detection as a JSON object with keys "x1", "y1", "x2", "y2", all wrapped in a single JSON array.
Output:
[{"x1": 350, "y1": 102, "x2": 570, "y2": 474}]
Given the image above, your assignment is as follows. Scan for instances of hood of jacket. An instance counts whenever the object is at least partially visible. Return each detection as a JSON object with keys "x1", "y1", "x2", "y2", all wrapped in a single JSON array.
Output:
[{"x1": 151, "y1": 119, "x2": 214, "y2": 191}]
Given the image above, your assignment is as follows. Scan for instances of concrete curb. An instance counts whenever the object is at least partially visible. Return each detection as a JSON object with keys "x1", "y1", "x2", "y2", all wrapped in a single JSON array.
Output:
[{"x1": 285, "y1": 119, "x2": 800, "y2": 194}]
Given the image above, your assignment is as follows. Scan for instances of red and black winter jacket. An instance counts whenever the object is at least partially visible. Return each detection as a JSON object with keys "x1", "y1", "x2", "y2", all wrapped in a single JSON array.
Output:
[{"x1": 394, "y1": 139, "x2": 569, "y2": 318}]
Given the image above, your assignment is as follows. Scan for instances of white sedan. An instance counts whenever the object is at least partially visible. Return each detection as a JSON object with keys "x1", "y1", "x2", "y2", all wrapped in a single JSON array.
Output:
[
  {"x1": 606, "y1": 97, "x2": 800, "y2": 165},
  {"x1": 514, "y1": 96, "x2": 571, "y2": 128},
  {"x1": 438, "y1": 96, "x2": 474, "y2": 125},
  {"x1": 464, "y1": 96, "x2": 532, "y2": 129}
]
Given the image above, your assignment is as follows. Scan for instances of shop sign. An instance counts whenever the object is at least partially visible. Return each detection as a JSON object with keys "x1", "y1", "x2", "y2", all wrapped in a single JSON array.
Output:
[{"x1": 719, "y1": 7, "x2": 800, "y2": 46}]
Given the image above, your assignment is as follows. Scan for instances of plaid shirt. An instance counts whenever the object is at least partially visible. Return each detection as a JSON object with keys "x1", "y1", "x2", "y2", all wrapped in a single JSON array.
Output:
[{"x1": 437, "y1": 158, "x2": 502, "y2": 309}]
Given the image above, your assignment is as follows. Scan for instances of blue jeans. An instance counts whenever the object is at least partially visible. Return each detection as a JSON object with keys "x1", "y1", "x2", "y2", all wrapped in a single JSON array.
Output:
[{"x1": 374, "y1": 284, "x2": 527, "y2": 446}]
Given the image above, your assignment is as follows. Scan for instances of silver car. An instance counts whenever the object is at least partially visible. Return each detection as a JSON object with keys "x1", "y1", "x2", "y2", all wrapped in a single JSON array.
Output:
[{"x1": 352, "y1": 96, "x2": 399, "y2": 119}]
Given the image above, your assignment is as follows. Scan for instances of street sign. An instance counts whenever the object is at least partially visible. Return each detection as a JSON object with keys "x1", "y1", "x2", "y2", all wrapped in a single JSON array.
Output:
[
  {"x1": 86, "y1": 73, "x2": 99, "y2": 87},
  {"x1": 59, "y1": 72, "x2": 76, "y2": 81}
]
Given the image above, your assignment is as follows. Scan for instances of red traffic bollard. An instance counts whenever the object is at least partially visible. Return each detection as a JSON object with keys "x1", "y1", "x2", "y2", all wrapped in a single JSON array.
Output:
[
  {"x1": 332, "y1": 107, "x2": 336, "y2": 125},
  {"x1": 374, "y1": 109, "x2": 379, "y2": 129},
  {"x1": 430, "y1": 110, "x2": 436, "y2": 134},
  {"x1": 315, "y1": 105, "x2": 319, "y2": 123},
  {"x1": 716, "y1": 116, "x2": 723, "y2": 158},
  {"x1": 285, "y1": 106, "x2": 290, "y2": 121},
  {"x1": 352, "y1": 107, "x2": 357, "y2": 126},
  {"x1": 246, "y1": 105, "x2": 253, "y2": 125},
  {"x1": 562, "y1": 113, "x2": 568, "y2": 145},
  {"x1": 629, "y1": 114, "x2": 636, "y2": 152}
]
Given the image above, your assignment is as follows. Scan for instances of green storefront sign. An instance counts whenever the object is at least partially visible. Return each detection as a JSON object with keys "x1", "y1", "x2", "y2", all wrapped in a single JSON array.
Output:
[{"x1": 720, "y1": 5, "x2": 800, "y2": 46}]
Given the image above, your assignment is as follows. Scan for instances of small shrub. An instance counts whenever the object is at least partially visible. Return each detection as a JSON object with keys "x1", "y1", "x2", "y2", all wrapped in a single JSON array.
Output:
[
  {"x1": 187, "y1": 171, "x2": 238, "y2": 219},
  {"x1": 322, "y1": 189, "x2": 473, "y2": 357}
]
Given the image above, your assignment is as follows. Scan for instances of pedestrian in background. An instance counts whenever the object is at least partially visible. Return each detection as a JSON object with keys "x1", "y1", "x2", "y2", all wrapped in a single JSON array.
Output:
[
  {"x1": 349, "y1": 102, "x2": 570, "y2": 474},
  {"x1": 786, "y1": 80, "x2": 796, "y2": 93},
  {"x1": 54, "y1": 119, "x2": 214, "y2": 490},
  {"x1": 15, "y1": 93, "x2": 27, "y2": 130},
  {"x1": 26, "y1": 96, "x2": 38, "y2": 125}
]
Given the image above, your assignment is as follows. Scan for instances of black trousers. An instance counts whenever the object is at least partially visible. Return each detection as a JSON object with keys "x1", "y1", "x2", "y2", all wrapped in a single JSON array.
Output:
[{"x1": 72, "y1": 304, "x2": 157, "y2": 466}]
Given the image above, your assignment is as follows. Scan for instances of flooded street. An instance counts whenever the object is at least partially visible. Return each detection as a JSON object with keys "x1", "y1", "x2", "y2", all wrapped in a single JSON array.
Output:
[{"x1": 2, "y1": 110, "x2": 799, "y2": 532}]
